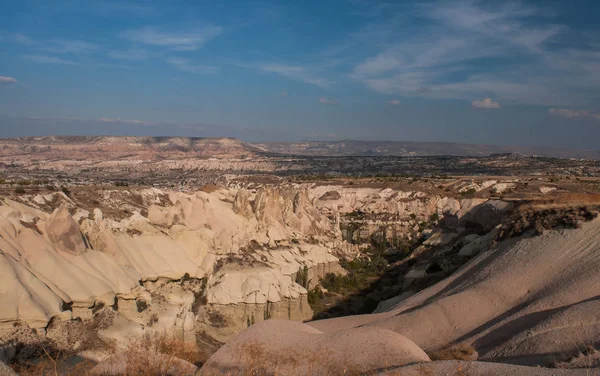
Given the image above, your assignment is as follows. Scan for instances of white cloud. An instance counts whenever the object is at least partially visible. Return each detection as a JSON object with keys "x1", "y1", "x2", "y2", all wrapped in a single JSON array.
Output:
[
  {"x1": 122, "y1": 26, "x2": 222, "y2": 51},
  {"x1": 387, "y1": 99, "x2": 400, "y2": 105},
  {"x1": 15, "y1": 34, "x2": 33, "y2": 44},
  {"x1": 0, "y1": 76, "x2": 17, "y2": 84},
  {"x1": 353, "y1": 53, "x2": 402, "y2": 78},
  {"x1": 319, "y1": 97, "x2": 338, "y2": 105},
  {"x1": 472, "y1": 98, "x2": 501, "y2": 109},
  {"x1": 260, "y1": 63, "x2": 331, "y2": 88},
  {"x1": 99, "y1": 117, "x2": 149, "y2": 125},
  {"x1": 167, "y1": 58, "x2": 219, "y2": 74},
  {"x1": 549, "y1": 108, "x2": 600, "y2": 120},
  {"x1": 46, "y1": 39, "x2": 98, "y2": 54},
  {"x1": 24, "y1": 55, "x2": 78, "y2": 65},
  {"x1": 344, "y1": 1, "x2": 599, "y2": 107},
  {"x1": 108, "y1": 48, "x2": 148, "y2": 60}
]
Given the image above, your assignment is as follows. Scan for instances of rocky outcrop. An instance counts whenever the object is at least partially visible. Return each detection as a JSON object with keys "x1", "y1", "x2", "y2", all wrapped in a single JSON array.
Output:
[
  {"x1": 0, "y1": 185, "x2": 350, "y2": 344},
  {"x1": 45, "y1": 207, "x2": 87, "y2": 255}
]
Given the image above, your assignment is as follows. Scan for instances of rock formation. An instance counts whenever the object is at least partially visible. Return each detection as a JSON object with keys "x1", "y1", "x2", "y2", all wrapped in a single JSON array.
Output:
[{"x1": 0, "y1": 185, "x2": 352, "y2": 347}]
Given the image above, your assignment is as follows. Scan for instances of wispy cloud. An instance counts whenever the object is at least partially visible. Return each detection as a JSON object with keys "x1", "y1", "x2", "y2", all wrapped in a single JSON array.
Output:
[
  {"x1": 15, "y1": 34, "x2": 33, "y2": 44},
  {"x1": 0, "y1": 76, "x2": 18, "y2": 84},
  {"x1": 24, "y1": 54, "x2": 78, "y2": 65},
  {"x1": 108, "y1": 48, "x2": 149, "y2": 60},
  {"x1": 387, "y1": 99, "x2": 400, "y2": 105},
  {"x1": 280, "y1": 90, "x2": 288, "y2": 97},
  {"x1": 259, "y1": 63, "x2": 331, "y2": 88},
  {"x1": 549, "y1": 108, "x2": 600, "y2": 121},
  {"x1": 353, "y1": 54, "x2": 402, "y2": 78},
  {"x1": 319, "y1": 97, "x2": 338, "y2": 105},
  {"x1": 122, "y1": 26, "x2": 222, "y2": 51},
  {"x1": 345, "y1": 0, "x2": 597, "y2": 107},
  {"x1": 167, "y1": 58, "x2": 220, "y2": 74},
  {"x1": 99, "y1": 117, "x2": 150, "y2": 125},
  {"x1": 46, "y1": 39, "x2": 98, "y2": 54},
  {"x1": 472, "y1": 98, "x2": 501, "y2": 109}
]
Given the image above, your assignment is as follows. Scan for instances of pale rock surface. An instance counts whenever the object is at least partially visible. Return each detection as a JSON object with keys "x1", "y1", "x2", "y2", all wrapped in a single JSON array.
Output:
[
  {"x1": 539, "y1": 186, "x2": 557, "y2": 194},
  {"x1": 309, "y1": 219, "x2": 600, "y2": 367},
  {"x1": 200, "y1": 320, "x2": 430, "y2": 375},
  {"x1": 207, "y1": 267, "x2": 306, "y2": 305},
  {"x1": 388, "y1": 361, "x2": 590, "y2": 376}
]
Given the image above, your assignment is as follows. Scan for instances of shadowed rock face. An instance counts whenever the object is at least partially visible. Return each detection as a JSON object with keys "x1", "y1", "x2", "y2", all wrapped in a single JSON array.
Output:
[{"x1": 46, "y1": 207, "x2": 87, "y2": 255}]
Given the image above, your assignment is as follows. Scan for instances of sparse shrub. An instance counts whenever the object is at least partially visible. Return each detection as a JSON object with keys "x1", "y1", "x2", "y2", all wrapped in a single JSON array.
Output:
[
  {"x1": 136, "y1": 299, "x2": 148, "y2": 313},
  {"x1": 264, "y1": 302, "x2": 273, "y2": 320},
  {"x1": 295, "y1": 265, "x2": 310, "y2": 289},
  {"x1": 461, "y1": 188, "x2": 477, "y2": 196},
  {"x1": 92, "y1": 301, "x2": 105, "y2": 314},
  {"x1": 307, "y1": 287, "x2": 324, "y2": 306},
  {"x1": 429, "y1": 344, "x2": 476, "y2": 361},
  {"x1": 148, "y1": 313, "x2": 159, "y2": 326},
  {"x1": 122, "y1": 331, "x2": 207, "y2": 370},
  {"x1": 208, "y1": 310, "x2": 227, "y2": 328},
  {"x1": 191, "y1": 277, "x2": 208, "y2": 312},
  {"x1": 11, "y1": 347, "x2": 95, "y2": 376},
  {"x1": 61, "y1": 186, "x2": 71, "y2": 197},
  {"x1": 17, "y1": 179, "x2": 31, "y2": 186},
  {"x1": 246, "y1": 313, "x2": 256, "y2": 327},
  {"x1": 15, "y1": 187, "x2": 25, "y2": 194}
]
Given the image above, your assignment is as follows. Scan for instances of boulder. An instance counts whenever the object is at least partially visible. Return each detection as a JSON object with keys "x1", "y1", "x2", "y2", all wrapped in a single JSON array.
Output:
[{"x1": 45, "y1": 206, "x2": 87, "y2": 255}]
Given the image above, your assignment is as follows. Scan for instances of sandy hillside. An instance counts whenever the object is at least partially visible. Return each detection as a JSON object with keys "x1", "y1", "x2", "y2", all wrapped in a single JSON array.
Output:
[{"x1": 203, "y1": 218, "x2": 600, "y2": 374}]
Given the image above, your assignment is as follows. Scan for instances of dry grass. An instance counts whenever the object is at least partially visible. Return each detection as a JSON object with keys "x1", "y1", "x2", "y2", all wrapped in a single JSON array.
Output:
[
  {"x1": 12, "y1": 331, "x2": 207, "y2": 376},
  {"x1": 428, "y1": 344, "x2": 476, "y2": 361},
  {"x1": 538, "y1": 193, "x2": 600, "y2": 207},
  {"x1": 133, "y1": 331, "x2": 207, "y2": 367},
  {"x1": 202, "y1": 341, "x2": 370, "y2": 376},
  {"x1": 11, "y1": 347, "x2": 95, "y2": 376},
  {"x1": 99, "y1": 331, "x2": 206, "y2": 376},
  {"x1": 204, "y1": 341, "x2": 479, "y2": 376}
]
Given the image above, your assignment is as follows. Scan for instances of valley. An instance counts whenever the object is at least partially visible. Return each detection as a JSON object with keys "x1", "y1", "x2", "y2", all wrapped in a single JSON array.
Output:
[{"x1": 0, "y1": 137, "x2": 599, "y2": 375}]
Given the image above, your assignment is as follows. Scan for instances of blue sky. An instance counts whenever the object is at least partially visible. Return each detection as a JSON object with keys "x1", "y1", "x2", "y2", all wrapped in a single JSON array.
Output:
[{"x1": 1, "y1": 0, "x2": 600, "y2": 149}]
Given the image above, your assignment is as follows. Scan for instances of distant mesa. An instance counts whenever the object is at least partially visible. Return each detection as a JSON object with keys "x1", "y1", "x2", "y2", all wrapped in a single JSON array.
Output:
[{"x1": 0, "y1": 136, "x2": 598, "y2": 160}]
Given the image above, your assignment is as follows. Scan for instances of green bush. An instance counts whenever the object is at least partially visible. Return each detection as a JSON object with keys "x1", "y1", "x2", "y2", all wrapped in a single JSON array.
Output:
[
  {"x1": 461, "y1": 188, "x2": 477, "y2": 196},
  {"x1": 307, "y1": 287, "x2": 324, "y2": 306},
  {"x1": 15, "y1": 187, "x2": 25, "y2": 194},
  {"x1": 295, "y1": 265, "x2": 310, "y2": 289}
]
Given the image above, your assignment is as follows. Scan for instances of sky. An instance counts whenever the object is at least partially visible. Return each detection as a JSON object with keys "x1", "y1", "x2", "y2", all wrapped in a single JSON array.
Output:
[{"x1": 1, "y1": 0, "x2": 600, "y2": 149}]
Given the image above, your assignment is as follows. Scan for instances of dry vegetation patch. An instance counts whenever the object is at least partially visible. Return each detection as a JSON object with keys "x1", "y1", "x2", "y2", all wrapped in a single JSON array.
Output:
[
  {"x1": 428, "y1": 344, "x2": 477, "y2": 362},
  {"x1": 497, "y1": 205, "x2": 598, "y2": 241}
]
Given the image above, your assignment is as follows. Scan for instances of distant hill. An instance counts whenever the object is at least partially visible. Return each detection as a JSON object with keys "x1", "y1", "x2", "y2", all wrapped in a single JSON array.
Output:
[
  {"x1": 0, "y1": 136, "x2": 270, "y2": 160},
  {"x1": 1, "y1": 136, "x2": 598, "y2": 161},
  {"x1": 254, "y1": 140, "x2": 600, "y2": 160}
]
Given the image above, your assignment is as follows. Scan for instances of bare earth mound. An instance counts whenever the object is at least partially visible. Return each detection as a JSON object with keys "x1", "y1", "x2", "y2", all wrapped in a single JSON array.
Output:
[{"x1": 200, "y1": 320, "x2": 430, "y2": 375}]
